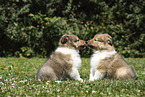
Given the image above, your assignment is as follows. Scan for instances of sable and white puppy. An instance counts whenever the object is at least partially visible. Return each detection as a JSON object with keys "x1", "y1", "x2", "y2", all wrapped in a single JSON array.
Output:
[
  {"x1": 36, "y1": 35, "x2": 85, "y2": 81},
  {"x1": 87, "y1": 34, "x2": 138, "y2": 81}
]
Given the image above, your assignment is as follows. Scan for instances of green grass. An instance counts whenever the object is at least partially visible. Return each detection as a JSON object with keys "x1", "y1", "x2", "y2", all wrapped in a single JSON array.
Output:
[{"x1": 0, "y1": 57, "x2": 145, "y2": 96}]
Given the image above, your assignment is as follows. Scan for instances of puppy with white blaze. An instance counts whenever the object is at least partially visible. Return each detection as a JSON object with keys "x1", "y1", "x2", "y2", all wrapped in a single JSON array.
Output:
[
  {"x1": 36, "y1": 35, "x2": 86, "y2": 81},
  {"x1": 87, "y1": 34, "x2": 138, "y2": 81}
]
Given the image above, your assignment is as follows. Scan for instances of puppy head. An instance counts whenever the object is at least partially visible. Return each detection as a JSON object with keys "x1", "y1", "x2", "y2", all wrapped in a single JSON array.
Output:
[
  {"x1": 59, "y1": 35, "x2": 86, "y2": 50},
  {"x1": 87, "y1": 34, "x2": 114, "y2": 51}
]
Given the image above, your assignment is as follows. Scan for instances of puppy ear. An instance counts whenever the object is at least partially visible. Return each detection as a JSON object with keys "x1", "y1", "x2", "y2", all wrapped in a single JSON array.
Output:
[
  {"x1": 59, "y1": 35, "x2": 69, "y2": 45},
  {"x1": 105, "y1": 34, "x2": 113, "y2": 46},
  {"x1": 108, "y1": 40, "x2": 113, "y2": 46}
]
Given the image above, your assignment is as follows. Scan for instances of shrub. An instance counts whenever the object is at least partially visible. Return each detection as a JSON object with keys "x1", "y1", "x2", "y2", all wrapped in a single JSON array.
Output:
[{"x1": 0, "y1": 0, "x2": 145, "y2": 57}]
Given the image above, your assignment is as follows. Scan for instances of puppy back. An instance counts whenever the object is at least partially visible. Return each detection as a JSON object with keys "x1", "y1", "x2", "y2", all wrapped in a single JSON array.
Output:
[{"x1": 37, "y1": 52, "x2": 73, "y2": 80}]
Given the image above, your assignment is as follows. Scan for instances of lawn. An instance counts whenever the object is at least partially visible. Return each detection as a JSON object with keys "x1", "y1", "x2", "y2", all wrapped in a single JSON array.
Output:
[{"x1": 0, "y1": 57, "x2": 145, "y2": 96}]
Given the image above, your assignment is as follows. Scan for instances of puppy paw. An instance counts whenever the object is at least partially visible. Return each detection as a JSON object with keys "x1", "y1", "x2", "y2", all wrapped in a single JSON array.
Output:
[
  {"x1": 55, "y1": 81, "x2": 62, "y2": 83},
  {"x1": 89, "y1": 78, "x2": 94, "y2": 81},
  {"x1": 77, "y1": 78, "x2": 83, "y2": 82}
]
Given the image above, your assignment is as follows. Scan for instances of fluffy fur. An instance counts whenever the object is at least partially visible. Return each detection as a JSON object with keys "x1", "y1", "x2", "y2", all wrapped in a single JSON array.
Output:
[
  {"x1": 36, "y1": 35, "x2": 85, "y2": 81},
  {"x1": 88, "y1": 34, "x2": 138, "y2": 81}
]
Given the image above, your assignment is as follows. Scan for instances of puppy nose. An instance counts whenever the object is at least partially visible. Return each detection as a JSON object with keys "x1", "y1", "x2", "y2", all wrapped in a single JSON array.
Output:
[
  {"x1": 135, "y1": 76, "x2": 138, "y2": 80},
  {"x1": 85, "y1": 41, "x2": 88, "y2": 44}
]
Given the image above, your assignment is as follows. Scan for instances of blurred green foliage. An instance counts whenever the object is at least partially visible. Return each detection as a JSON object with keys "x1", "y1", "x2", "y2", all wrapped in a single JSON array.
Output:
[{"x1": 0, "y1": 0, "x2": 144, "y2": 57}]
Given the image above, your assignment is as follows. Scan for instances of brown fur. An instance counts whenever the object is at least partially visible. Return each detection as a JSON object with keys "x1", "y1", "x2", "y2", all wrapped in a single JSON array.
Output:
[
  {"x1": 36, "y1": 35, "x2": 85, "y2": 81},
  {"x1": 88, "y1": 34, "x2": 114, "y2": 52},
  {"x1": 59, "y1": 34, "x2": 86, "y2": 50},
  {"x1": 36, "y1": 52, "x2": 72, "y2": 80},
  {"x1": 88, "y1": 34, "x2": 138, "y2": 80},
  {"x1": 98, "y1": 53, "x2": 137, "y2": 80}
]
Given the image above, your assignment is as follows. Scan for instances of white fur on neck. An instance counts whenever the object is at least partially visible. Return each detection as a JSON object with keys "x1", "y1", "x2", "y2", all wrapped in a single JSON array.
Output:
[
  {"x1": 55, "y1": 47, "x2": 82, "y2": 81},
  {"x1": 91, "y1": 50, "x2": 117, "y2": 66},
  {"x1": 89, "y1": 50, "x2": 117, "y2": 81},
  {"x1": 55, "y1": 47, "x2": 82, "y2": 70}
]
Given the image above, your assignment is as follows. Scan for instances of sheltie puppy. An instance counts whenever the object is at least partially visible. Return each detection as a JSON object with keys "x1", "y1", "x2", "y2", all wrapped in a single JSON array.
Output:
[
  {"x1": 36, "y1": 35, "x2": 86, "y2": 81},
  {"x1": 87, "y1": 34, "x2": 138, "y2": 81}
]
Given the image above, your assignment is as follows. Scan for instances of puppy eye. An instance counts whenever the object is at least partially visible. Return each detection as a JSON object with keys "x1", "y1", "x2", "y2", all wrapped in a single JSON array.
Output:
[
  {"x1": 74, "y1": 40, "x2": 79, "y2": 42},
  {"x1": 94, "y1": 39, "x2": 101, "y2": 42},
  {"x1": 94, "y1": 39, "x2": 97, "y2": 41}
]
